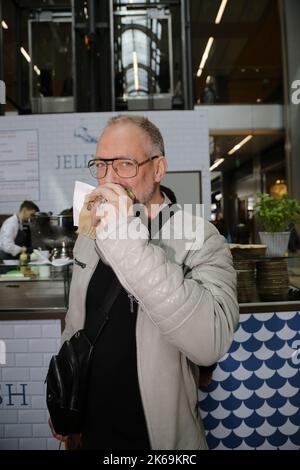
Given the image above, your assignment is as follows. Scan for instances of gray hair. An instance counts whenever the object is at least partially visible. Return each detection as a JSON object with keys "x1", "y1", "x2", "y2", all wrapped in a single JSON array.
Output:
[{"x1": 105, "y1": 114, "x2": 165, "y2": 156}]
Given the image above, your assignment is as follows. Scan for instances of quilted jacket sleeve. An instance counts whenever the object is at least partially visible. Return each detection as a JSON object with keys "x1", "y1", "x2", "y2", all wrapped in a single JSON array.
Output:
[{"x1": 96, "y1": 217, "x2": 239, "y2": 366}]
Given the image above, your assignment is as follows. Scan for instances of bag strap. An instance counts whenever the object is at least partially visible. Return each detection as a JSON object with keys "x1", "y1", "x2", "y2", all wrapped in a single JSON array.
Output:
[
  {"x1": 133, "y1": 202, "x2": 180, "y2": 240},
  {"x1": 92, "y1": 276, "x2": 122, "y2": 346}
]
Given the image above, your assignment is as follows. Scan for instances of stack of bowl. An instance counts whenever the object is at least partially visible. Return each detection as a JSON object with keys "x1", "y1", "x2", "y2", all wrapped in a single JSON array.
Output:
[
  {"x1": 232, "y1": 259, "x2": 257, "y2": 303},
  {"x1": 256, "y1": 258, "x2": 289, "y2": 301},
  {"x1": 230, "y1": 244, "x2": 267, "y2": 303}
]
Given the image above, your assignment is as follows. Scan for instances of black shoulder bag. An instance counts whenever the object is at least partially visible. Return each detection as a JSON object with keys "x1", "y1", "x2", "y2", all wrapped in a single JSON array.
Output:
[{"x1": 46, "y1": 277, "x2": 122, "y2": 436}]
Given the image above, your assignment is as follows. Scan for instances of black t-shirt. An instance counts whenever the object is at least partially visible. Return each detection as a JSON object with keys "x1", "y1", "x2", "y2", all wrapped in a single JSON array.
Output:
[{"x1": 82, "y1": 259, "x2": 151, "y2": 450}]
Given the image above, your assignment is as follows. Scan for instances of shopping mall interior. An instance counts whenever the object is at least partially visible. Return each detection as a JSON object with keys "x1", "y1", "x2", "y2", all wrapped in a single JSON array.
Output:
[
  {"x1": 1, "y1": 0, "x2": 299, "y2": 244},
  {"x1": 0, "y1": 0, "x2": 300, "y2": 453}
]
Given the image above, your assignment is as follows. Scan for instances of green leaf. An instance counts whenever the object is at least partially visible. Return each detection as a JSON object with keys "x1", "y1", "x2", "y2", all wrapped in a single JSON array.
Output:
[{"x1": 254, "y1": 193, "x2": 300, "y2": 233}]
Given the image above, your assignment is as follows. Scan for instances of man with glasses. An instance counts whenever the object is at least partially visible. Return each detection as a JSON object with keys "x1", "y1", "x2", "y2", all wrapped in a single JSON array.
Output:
[{"x1": 51, "y1": 115, "x2": 238, "y2": 450}]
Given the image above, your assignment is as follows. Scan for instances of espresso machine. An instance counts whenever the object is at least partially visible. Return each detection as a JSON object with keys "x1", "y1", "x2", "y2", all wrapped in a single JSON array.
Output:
[{"x1": 29, "y1": 213, "x2": 77, "y2": 260}]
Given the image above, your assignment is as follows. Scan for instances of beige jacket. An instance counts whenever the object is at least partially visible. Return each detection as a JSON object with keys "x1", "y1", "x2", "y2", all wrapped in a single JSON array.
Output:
[{"x1": 62, "y1": 203, "x2": 239, "y2": 450}]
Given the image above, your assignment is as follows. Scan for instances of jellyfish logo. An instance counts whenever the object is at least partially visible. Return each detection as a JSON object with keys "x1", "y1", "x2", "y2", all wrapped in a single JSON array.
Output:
[{"x1": 74, "y1": 126, "x2": 97, "y2": 144}]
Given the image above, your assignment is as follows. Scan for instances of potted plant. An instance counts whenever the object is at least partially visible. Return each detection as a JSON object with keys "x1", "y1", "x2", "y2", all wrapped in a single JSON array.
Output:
[{"x1": 254, "y1": 193, "x2": 300, "y2": 256}]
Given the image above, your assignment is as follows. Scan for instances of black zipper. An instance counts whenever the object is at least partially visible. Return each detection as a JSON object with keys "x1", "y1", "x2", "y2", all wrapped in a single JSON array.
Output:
[
  {"x1": 127, "y1": 293, "x2": 136, "y2": 313},
  {"x1": 74, "y1": 258, "x2": 86, "y2": 269}
]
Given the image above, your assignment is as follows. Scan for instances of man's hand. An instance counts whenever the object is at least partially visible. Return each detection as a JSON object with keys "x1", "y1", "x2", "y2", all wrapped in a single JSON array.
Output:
[
  {"x1": 87, "y1": 183, "x2": 134, "y2": 230},
  {"x1": 48, "y1": 417, "x2": 67, "y2": 442}
]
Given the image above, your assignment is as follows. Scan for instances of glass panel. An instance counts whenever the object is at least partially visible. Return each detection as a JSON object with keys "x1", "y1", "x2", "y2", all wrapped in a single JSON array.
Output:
[
  {"x1": 2, "y1": 1, "x2": 72, "y2": 114},
  {"x1": 210, "y1": 132, "x2": 286, "y2": 244},
  {"x1": 191, "y1": 0, "x2": 283, "y2": 105},
  {"x1": 114, "y1": 8, "x2": 172, "y2": 104},
  {"x1": 30, "y1": 20, "x2": 73, "y2": 98},
  {"x1": 114, "y1": 0, "x2": 159, "y2": 4}
]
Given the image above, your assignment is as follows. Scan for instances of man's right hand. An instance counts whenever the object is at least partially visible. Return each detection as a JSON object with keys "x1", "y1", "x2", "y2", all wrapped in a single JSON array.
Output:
[{"x1": 48, "y1": 417, "x2": 67, "y2": 442}]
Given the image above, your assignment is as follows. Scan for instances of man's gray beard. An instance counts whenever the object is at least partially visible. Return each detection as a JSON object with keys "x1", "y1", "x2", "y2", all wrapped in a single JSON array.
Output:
[{"x1": 137, "y1": 183, "x2": 157, "y2": 205}]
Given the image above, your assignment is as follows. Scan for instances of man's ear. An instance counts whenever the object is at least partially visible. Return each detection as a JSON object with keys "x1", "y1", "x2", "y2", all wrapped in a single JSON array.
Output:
[{"x1": 154, "y1": 156, "x2": 168, "y2": 183}]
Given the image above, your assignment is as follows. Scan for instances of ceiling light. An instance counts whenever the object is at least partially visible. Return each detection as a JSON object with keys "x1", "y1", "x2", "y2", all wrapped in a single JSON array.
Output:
[
  {"x1": 257, "y1": 98, "x2": 261, "y2": 103},
  {"x1": 247, "y1": 197, "x2": 255, "y2": 211},
  {"x1": 20, "y1": 47, "x2": 31, "y2": 63},
  {"x1": 197, "y1": 37, "x2": 214, "y2": 77},
  {"x1": 34, "y1": 65, "x2": 41, "y2": 76},
  {"x1": 196, "y1": 0, "x2": 228, "y2": 78},
  {"x1": 210, "y1": 158, "x2": 224, "y2": 171},
  {"x1": 132, "y1": 51, "x2": 139, "y2": 91},
  {"x1": 215, "y1": 0, "x2": 228, "y2": 24},
  {"x1": 1, "y1": 20, "x2": 8, "y2": 29},
  {"x1": 228, "y1": 135, "x2": 253, "y2": 155}
]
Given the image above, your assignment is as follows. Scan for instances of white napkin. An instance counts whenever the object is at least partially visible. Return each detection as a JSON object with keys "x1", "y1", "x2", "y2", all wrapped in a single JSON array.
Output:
[
  {"x1": 31, "y1": 250, "x2": 73, "y2": 267},
  {"x1": 73, "y1": 180, "x2": 96, "y2": 227},
  {"x1": 51, "y1": 258, "x2": 73, "y2": 267}
]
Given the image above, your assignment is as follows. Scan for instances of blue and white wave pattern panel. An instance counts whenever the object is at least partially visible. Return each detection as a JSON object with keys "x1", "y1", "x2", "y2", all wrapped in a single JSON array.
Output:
[{"x1": 198, "y1": 311, "x2": 300, "y2": 450}]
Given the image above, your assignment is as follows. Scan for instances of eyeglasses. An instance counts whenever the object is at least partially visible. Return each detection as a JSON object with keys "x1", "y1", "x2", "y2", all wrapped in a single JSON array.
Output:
[{"x1": 88, "y1": 156, "x2": 160, "y2": 179}]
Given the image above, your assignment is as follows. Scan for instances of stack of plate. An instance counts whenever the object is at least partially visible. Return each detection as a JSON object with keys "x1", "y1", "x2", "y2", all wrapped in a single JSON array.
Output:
[
  {"x1": 230, "y1": 244, "x2": 267, "y2": 258},
  {"x1": 233, "y1": 259, "x2": 257, "y2": 303},
  {"x1": 256, "y1": 259, "x2": 289, "y2": 301}
]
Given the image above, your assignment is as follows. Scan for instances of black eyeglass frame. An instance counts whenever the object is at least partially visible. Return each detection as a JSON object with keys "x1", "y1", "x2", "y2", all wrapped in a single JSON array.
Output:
[{"x1": 87, "y1": 155, "x2": 160, "y2": 179}]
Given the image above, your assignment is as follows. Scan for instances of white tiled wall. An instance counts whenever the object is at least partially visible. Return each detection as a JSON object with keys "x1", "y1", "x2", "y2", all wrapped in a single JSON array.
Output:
[
  {"x1": 0, "y1": 320, "x2": 61, "y2": 450},
  {"x1": 0, "y1": 111, "x2": 210, "y2": 217}
]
